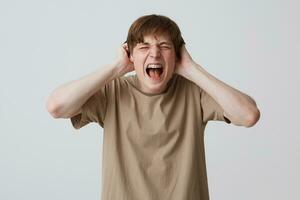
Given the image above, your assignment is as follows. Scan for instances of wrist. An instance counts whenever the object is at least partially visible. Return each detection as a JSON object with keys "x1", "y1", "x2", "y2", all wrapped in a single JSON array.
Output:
[
  {"x1": 182, "y1": 63, "x2": 203, "y2": 81},
  {"x1": 177, "y1": 62, "x2": 197, "y2": 78},
  {"x1": 110, "y1": 61, "x2": 124, "y2": 77}
]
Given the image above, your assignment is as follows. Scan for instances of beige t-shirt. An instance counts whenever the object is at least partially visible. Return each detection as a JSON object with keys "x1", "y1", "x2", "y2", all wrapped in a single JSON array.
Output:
[{"x1": 71, "y1": 74, "x2": 231, "y2": 200}]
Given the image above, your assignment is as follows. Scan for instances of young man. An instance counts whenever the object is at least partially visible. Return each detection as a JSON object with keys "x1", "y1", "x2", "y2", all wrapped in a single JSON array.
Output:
[{"x1": 46, "y1": 14, "x2": 260, "y2": 200}]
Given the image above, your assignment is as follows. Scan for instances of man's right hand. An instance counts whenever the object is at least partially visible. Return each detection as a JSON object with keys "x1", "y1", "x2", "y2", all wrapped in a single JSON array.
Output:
[{"x1": 114, "y1": 43, "x2": 135, "y2": 77}]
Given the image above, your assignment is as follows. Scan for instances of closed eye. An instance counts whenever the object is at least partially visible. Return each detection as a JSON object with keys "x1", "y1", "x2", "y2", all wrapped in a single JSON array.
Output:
[
  {"x1": 160, "y1": 45, "x2": 171, "y2": 49},
  {"x1": 139, "y1": 46, "x2": 149, "y2": 49}
]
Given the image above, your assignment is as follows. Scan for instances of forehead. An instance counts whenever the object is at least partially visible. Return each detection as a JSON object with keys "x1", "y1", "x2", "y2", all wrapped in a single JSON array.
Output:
[{"x1": 141, "y1": 33, "x2": 172, "y2": 44}]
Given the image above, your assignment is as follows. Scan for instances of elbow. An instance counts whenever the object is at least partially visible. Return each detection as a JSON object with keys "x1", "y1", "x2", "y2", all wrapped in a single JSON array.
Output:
[
  {"x1": 46, "y1": 97, "x2": 62, "y2": 119},
  {"x1": 244, "y1": 108, "x2": 261, "y2": 128}
]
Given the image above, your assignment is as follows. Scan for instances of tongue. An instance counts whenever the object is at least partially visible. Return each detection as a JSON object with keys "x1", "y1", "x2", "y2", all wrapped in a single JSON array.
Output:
[{"x1": 149, "y1": 69, "x2": 161, "y2": 80}]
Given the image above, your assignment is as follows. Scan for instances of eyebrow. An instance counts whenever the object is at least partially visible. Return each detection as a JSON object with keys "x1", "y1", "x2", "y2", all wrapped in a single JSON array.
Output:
[{"x1": 140, "y1": 41, "x2": 172, "y2": 46}]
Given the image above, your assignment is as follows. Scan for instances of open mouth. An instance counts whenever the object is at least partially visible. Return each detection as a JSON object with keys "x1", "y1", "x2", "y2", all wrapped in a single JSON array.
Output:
[{"x1": 146, "y1": 64, "x2": 164, "y2": 79}]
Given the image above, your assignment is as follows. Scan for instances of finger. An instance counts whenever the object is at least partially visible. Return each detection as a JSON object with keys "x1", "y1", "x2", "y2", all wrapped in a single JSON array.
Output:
[
  {"x1": 122, "y1": 43, "x2": 129, "y2": 52},
  {"x1": 122, "y1": 44, "x2": 130, "y2": 57}
]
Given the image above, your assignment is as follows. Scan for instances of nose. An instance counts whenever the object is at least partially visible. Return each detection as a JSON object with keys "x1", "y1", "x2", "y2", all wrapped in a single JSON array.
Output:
[{"x1": 149, "y1": 45, "x2": 161, "y2": 58}]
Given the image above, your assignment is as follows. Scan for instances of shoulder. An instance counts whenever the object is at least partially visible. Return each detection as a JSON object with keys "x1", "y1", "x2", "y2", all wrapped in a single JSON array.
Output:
[{"x1": 104, "y1": 74, "x2": 134, "y2": 90}]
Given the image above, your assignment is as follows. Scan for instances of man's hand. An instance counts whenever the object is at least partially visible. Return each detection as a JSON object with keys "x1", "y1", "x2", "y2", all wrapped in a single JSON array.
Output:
[
  {"x1": 174, "y1": 45, "x2": 197, "y2": 78},
  {"x1": 114, "y1": 43, "x2": 135, "y2": 77}
]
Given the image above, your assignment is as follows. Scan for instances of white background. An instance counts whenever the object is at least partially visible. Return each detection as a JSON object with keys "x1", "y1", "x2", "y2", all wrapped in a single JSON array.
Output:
[{"x1": 1, "y1": 0, "x2": 299, "y2": 199}]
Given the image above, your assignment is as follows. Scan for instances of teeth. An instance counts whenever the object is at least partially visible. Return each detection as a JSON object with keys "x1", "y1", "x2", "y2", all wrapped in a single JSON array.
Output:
[{"x1": 147, "y1": 64, "x2": 162, "y2": 69}]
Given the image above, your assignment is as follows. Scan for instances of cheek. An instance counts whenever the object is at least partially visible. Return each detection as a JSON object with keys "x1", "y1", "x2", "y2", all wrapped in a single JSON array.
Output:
[
  {"x1": 131, "y1": 56, "x2": 144, "y2": 73},
  {"x1": 166, "y1": 54, "x2": 176, "y2": 67},
  {"x1": 133, "y1": 53, "x2": 146, "y2": 65}
]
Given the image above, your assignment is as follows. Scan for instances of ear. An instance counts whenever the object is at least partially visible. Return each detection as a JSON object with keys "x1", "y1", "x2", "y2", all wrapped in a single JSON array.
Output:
[{"x1": 130, "y1": 54, "x2": 134, "y2": 62}]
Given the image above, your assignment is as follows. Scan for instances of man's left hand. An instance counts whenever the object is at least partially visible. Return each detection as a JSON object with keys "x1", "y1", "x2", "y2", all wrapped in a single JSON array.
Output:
[{"x1": 174, "y1": 45, "x2": 197, "y2": 77}]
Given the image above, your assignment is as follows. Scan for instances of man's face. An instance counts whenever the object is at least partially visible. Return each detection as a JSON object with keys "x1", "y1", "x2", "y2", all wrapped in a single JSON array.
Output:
[{"x1": 130, "y1": 33, "x2": 176, "y2": 95}]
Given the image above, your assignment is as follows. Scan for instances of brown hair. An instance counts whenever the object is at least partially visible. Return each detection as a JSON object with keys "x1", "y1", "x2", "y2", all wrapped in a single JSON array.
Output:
[{"x1": 125, "y1": 14, "x2": 185, "y2": 60}]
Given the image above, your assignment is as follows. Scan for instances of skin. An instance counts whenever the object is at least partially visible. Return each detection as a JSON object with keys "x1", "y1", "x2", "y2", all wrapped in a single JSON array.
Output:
[
  {"x1": 175, "y1": 45, "x2": 260, "y2": 127},
  {"x1": 129, "y1": 33, "x2": 177, "y2": 95},
  {"x1": 115, "y1": 33, "x2": 260, "y2": 127}
]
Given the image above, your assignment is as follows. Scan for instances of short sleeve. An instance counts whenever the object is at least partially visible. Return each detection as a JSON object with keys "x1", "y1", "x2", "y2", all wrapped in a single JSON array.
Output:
[
  {"x1": 70, "y1": 86, "x2": 107, "y2": 129},
  {"x1": 200, "y1": 88, "x2": 231, "y2": 124}
]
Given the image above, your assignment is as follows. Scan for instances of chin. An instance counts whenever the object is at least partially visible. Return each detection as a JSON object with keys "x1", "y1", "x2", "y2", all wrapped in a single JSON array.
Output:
[{"x1": 143, "y1": 73, "x2": 174, "y2": 94}]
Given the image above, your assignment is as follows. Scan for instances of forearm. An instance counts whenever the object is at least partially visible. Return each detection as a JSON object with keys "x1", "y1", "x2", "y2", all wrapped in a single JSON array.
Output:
[
  {"x1": 46, "y1": 64, "x2": 119, "y2": 118},
  {"x1": 183, "y1": 64, "x2": 260, "y2": 127}
]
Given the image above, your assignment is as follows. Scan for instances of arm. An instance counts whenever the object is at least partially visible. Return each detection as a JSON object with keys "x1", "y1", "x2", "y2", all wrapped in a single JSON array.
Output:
[
  {"x1": 175, "y1": 45, "x2": 260, "y2": 127},
  {"x1": 46, "y1": 43, "x2": 134, "y2": 119}
]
